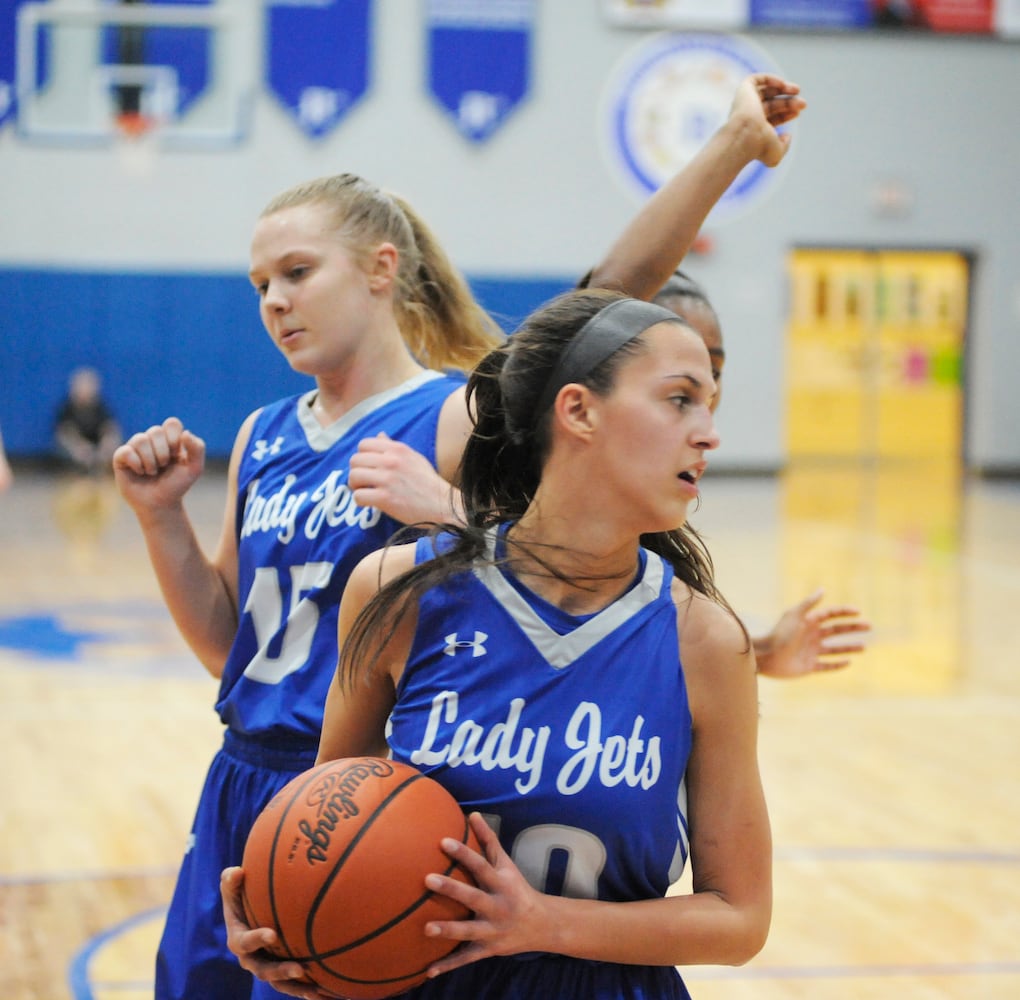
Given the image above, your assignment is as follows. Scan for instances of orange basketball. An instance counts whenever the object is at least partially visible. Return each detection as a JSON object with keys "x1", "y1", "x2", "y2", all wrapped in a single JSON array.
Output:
[{"x1": 241, "y1": 757, "x2": 480, "y2": 1000}]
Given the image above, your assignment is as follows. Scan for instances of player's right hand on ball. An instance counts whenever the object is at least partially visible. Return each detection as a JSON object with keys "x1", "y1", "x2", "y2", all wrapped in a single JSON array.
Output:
[
  {"x1": 221, "y1": 867, "x2": 339, "y2": 1000},
  {"x1": 112, "y1": 416, "x2": 205, "y2": 510},
  {"x1": 422, "y1": 811, "x2": 553, "y2": 975}
]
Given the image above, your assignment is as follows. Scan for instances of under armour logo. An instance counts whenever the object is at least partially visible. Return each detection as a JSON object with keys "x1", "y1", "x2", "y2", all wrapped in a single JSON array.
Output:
[
  {"x1": 444, "y1": 631, "x2": 488, "y2": 657},
  {"x1": 251, "y1": 437, "x2": 284, "y2": 461}
]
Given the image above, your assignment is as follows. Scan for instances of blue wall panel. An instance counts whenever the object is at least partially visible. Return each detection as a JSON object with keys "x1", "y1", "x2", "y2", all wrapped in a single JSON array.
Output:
[
  {"x1": 2, "y1": 269, "x2": 305, "y2": 458},
  {"x1": 0, "y1": 269, "x2": 573, "y2": 459}
]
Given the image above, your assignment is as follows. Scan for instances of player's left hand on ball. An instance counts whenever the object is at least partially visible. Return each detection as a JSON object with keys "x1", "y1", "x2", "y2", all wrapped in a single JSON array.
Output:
[
  {"x1": 421, "y1": 812, "x2": 553, "y2": 976},
  {"x1": 220, "y1": 867, "x2": 336, "y2": 999}
]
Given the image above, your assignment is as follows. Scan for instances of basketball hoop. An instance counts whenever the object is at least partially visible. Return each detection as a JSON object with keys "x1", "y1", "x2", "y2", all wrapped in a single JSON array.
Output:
[
  {"x1": 15, "y1": 1, "x2": 249, "y2": 148},
  {"x1": 115, "y1": 111, "x2": 154, "y2": 138},
  {"x1": 113, "y1": 113, "x2": 158, "y2": 177}
]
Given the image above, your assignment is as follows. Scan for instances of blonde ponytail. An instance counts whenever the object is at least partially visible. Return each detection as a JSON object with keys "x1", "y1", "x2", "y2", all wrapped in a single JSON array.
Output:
[{"x1": 261, "y1": 174, "x2": 502, "y2": 373}]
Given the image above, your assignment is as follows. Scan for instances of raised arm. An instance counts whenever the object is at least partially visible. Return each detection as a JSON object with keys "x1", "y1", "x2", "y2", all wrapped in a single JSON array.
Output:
[
  {"x1": 587, "y1": 73, "x2": 806, "y2": 301},
  {"x1": 112, "y1": 414, "x2": 249, "y2": 676}
]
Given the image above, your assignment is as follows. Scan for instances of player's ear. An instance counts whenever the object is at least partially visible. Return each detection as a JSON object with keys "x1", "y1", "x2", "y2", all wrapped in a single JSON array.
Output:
[
  {"x1": 366, "y1": 242, "x2": 399, "y2": 291},
  {"x1": 554, "y1": 384, "x2": 599, "y2": 440}
]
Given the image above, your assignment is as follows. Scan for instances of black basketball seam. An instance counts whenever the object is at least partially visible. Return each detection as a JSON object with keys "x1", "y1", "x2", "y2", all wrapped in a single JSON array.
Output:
[
  {"x1": 303, "y1": 768, "x2": 426, "y2": 954},
  {"x1": 303, "y1": 811, "x2": 473, "y2": 989},
  {"x1": 264, "y1": 759, "x2": 345, "y2": 961}
]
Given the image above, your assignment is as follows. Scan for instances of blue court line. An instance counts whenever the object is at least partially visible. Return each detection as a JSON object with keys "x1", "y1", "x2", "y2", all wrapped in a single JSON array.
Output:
[
  {"x1": 69, "y1": 905, "x2": 166, "y2": 1000},
  {"x1": 1, "y1": 599, "x2": 171, "y2": 616},
  {"x1": 75, "y1": 981, "x2": 153, "y2": 994},
  {"x1": 78, "y1": 983, "x2": 150, "y2": 991},
  {"x1": 686, "y1": 960, "x2": 1020, "y2": 981},
  {"x1": 0, "y1": 864, "x2": 177, "y2": 886},
  {"x1": 15, "y1": 844, "x2": 1013, "y2": 889},
  {"x1": 58, "y1": 845, "x2": 1020, "y2": 998},
  {"x1": 775, "y1": 845, "x2": 1020, "y2": 864}
]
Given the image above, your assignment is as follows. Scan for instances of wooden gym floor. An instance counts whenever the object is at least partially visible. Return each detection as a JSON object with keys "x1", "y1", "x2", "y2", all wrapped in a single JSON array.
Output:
[{"x1": 1, "y1": 462, "x2": 1018, "y2": 1000}]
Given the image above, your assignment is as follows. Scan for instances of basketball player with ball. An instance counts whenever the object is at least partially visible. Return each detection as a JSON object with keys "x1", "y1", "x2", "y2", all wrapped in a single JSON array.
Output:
[
  {"x1": 226, "y1": 288, "x2": 771, "y2": 999},
  {"x1": 119, "y1": 74, "x2": 803, "y2": 1000}
]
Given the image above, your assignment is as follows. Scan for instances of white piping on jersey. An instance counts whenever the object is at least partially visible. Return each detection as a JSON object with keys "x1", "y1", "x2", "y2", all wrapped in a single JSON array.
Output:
[
  {"x1": 295, "y1": 370, "x2": 446, "y2": 452},
  {"x1": 472, "y1": 529, "x2": 666, "y2": 670},
  {"x1": 668, "y1": 776, "x2": 691, "y2": 881}
]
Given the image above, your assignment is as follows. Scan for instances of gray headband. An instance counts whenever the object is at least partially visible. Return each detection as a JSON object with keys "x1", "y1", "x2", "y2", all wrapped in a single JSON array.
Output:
[{"x1": 534, "y1": 298, "x2": 685, "y2": 417}]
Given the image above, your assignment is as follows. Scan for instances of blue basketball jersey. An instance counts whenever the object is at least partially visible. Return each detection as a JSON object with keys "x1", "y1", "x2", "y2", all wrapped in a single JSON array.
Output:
[
  {"x1": 157, "y1": 372, "x2": 467, "y2": 1000},
  {"x1": 390, "y1": 528, "x2": 692, "y2": 898},
  {"x1": 215, "y1": 370, "x2": 465, "y2": 745}
]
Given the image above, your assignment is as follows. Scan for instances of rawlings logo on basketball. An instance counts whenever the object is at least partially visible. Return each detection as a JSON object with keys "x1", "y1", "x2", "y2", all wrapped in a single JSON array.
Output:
[
  {"x1": 298, "y1": 758, "x2": 395, "y2": 864},
  {"x1": 241, "y1": 756, "x2": 479, "y2": 998}
]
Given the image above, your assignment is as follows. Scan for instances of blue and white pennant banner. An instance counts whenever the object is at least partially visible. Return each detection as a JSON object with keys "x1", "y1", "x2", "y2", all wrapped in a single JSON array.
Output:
[
  {"x1": 0, "y1": 0, "x2": 18, "y2": 128},
  {"x1": 265, "y1": 0, "x2": 372, "y2": 140},
  {"x1": 426, "y1": 0, "x2": 535, "y2": 143}
]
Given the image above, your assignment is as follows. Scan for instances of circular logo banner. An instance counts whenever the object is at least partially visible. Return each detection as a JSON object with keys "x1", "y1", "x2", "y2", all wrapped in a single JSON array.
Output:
[{"x1": 601, "y1": 32, "x2": 792, "y2": 224}]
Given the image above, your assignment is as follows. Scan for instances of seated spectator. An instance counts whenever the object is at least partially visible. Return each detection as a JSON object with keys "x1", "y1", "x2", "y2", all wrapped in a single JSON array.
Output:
[{"x1": 55, "y1": 367, "x2": 123, "y2": 475}]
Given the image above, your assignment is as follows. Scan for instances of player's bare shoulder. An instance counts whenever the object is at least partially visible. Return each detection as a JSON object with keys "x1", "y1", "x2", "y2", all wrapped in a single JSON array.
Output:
[
  {"x1": 346, "y1": 541, "x2": 420, "y2": 603},
  {"x1": 670, "y1": 579, "x2": 755, "y2": 688}
]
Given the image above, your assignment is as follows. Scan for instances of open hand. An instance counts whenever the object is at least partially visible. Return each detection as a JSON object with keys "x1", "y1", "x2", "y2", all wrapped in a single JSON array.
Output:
[{"x1": 755, "y1": 589, "x2": 871, "y2": 679}]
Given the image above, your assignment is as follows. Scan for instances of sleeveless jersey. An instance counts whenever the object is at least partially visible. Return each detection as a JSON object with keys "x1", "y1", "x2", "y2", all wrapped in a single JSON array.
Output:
[
  {"x1": 389, "y1": 531, "x2": 693, "y2": 907},
  {"x1": 215, "y1": 370, "x2": 464, "y2": 745}
]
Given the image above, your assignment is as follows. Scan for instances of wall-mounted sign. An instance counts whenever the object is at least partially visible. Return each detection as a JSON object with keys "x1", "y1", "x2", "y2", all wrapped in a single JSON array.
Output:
[
  {"x1": 0, "y1": 0, "x2": 20, "y2": 128},
  {"x1": 601, "y1": 32, "x2": 792, "y2": 223},
  {"x1": 425, "y1": 0, "x2": 534, "y2": 143},
  {"x1": 604, "y1": 0, "x2": 747, "y2": 29},
  {"x1": 265, "y1": 0, "x2": 372, "y2": 140},
  {"x1": 604, "y1": 0, "x2": 1019, "y2": 36}
]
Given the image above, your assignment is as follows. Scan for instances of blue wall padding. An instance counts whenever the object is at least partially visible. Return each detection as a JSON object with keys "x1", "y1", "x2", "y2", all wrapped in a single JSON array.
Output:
[{"x1": 0, "y1": 268, "x2": 573, "y2": 458}]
